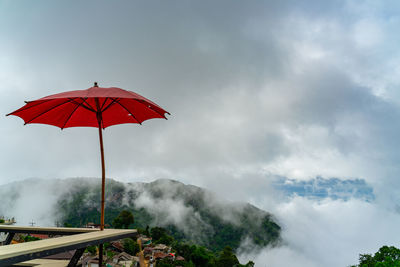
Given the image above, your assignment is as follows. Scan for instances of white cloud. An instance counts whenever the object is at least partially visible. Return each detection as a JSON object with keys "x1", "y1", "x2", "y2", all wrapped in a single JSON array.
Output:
[{"x1": 240, "y1": 197, "x2": 400, "y2": 267}]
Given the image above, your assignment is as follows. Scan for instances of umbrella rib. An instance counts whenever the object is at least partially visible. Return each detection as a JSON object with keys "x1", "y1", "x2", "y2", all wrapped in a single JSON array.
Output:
[
  {"x1": 24, "y1": 98, "x2": 77, "y2": 125},
  {"x1": 137, "y1": 99, "x2": 170, "y2": 118},
  {"x1": 70, "y1": 98, "x2": 96, "y2": 113},
  {"x1": 60, "y1": 98, "x2": 88, "y2": 129},
  {"x1": 81, "y1": 97, "x2": 97, "y2": 112},
  {"x1": 6, "y1": 100, "x2": 47, "y2": 116},
  {"x1": 125, "y1": 92, "x2": 170, "y2": 117},
  {"x1": 101, "y1": 98, "x2": 119, "y2": 113},
  {"x1": 100, "y1": 98, "x2": 108, "y2": 110},
  {"x1": 113, "y1": 99, "x2": 142, "y2": 124}
]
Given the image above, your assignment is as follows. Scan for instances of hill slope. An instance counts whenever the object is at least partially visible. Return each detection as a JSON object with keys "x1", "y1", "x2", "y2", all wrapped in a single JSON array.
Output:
[{"x1": 57, "y1": 178, "x2": 281, "y2": 252}]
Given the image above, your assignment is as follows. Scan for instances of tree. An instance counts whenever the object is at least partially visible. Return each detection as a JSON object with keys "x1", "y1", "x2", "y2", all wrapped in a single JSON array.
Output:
[
  {"x1": 352, "y1": 245, "x2": 400, "y2": 267},
  {"x1": 374, "y1": 246, "x2": 400, "y2": 263},
  {"x1": 112, "y1": 210, "x2": 134, "y2": 229},
  {"x1": 158, "y1": 234, "x2": 174, "y2": 245},
  {"x1": 175, "y1": 243, "x2": 194, "y2": 261},
  {"x1": 215, "y1": 246, "x2": 240, "y2": 267},
  {"x1": 156, "y1": 258, "x2": 175, "y2": 267},
  {"x1": 190, "y1": 245, "x2": 213, "y2": 266},
  {"x1": 150, "y1": 227, "x2": 167, "y2": 241},
  {"x1": 122, "y1": 238, "x2": 140, "y2": 256}
]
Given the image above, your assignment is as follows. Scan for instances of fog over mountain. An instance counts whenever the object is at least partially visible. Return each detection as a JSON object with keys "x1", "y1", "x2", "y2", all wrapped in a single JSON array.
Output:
[{"x1": 0, "y1": 177, "x2": 281, "y2": 252}]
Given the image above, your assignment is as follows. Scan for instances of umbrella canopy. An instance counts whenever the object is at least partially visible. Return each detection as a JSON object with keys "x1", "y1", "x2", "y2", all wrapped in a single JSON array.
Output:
[{"x1": 8, "y1": 83, "x2": 169, "y2": 128}]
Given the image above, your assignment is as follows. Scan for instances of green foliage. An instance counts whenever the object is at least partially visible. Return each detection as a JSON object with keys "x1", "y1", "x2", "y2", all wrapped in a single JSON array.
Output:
[
  {"x1": 122, "y1": 238, "x2": 140, "y2": 256},
  {"x1": 151, "y1": 227, "x2": 167, "y2": 241},
  {"x1": 103, "y1": 242, "x2": 111, "y2": 249},
  {"x1": 0, "y1": 219, "x2": 5, "y2": 223},
  {"x1": 352, "y1": 246, "x2": 400, "y2": 267},
  {"x1": 173, "y1": 244, "x2": 253, "y2": 267},
  {"x1": 215, "y1": 246, "x2": 240, "y2": 267},
  {"x1": 150, "y1": 226, "x2": 174, "y2": 245},
  {"x1": 23, "y1": 235, "x2": 41, "y2": 242},
  {"x1": 190, "y1": 245, "x2": 215, "y2": 266},
  {"x1": 106, "y1": 250, "x2": 116, "y2": 259},
  {"x1": 158, "y1": 234, "x2": 174, "y2": 246},
  {"x1": 156, "y1": 258, "x2": 175, "y2": 267},
  {"x1": 112, "y1": 210, "x2": 134, "y2": 229},
  {"x1": 174, "y1": 243, "x2": 195, "y2": 261},
  {"x1": 157, "y1": 258, "x2": 196, "y2": 267},
  {"x1": 85, "y1": 245, "x2": 97, "y2": 255}
]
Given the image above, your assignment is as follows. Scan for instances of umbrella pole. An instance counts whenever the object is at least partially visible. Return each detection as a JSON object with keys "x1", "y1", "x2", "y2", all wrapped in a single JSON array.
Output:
[
  {"x1": 98, "y1": 125, "x2": 105, "y2": 266},
  {"x1": 95, "y1": 97, "x2": 106, "y2": 266},
  {"x1": 98, "y1": 125, "x2": 106, "y2": 231}
]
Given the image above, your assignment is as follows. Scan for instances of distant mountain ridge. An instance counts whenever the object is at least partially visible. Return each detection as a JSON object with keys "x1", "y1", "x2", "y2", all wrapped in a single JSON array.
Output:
[
  {"x1": 56, "y1": 178, "x2": 281, "y2": 252},
  {"x1": 273, "y1": 176, "x2": 374, "y2": 201}
]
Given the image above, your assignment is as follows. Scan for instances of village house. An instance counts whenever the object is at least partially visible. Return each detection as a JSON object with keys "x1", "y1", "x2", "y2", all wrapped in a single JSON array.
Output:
[
  {"x1": 110, "y1": 240, "x2": 124, "y2": 252},
  {"x1": 111, "y1": 252, "x2": 139, "y2": 267},
  {"x1": 153, "y1": 244, "x2": 170, "y2": 253}
]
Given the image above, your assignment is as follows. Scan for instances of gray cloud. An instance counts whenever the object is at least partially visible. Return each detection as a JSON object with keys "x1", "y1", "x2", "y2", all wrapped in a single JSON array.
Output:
[{"x1": 239, "y1": 197, "x2": 400, "y2": 267}]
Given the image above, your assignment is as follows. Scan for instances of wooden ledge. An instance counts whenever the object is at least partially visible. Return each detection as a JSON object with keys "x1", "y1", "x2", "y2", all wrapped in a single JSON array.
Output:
[
  {"x1": 0, "y1": 229, "x2": 137, "y2": 265},
  {"x1": 0, "y1": 225, "x2": 99, "y2": 236}
]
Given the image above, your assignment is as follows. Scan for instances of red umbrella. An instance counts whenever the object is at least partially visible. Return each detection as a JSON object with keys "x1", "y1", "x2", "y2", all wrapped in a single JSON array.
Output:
[
  {"x1": 8, "y1": 82, "x2": 169, "y2": 224},
  {"x1": 7, "y1": 83, "x2": 169, "y2": 263}
]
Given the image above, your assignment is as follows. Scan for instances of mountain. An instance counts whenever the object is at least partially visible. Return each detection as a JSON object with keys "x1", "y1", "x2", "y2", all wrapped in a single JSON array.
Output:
[
  {"x1": 273, "y1": 176, "x2": 374, "y2": 201},
  {"x1": 56, "y1": 178, "x2": 281, "y2": 252}
]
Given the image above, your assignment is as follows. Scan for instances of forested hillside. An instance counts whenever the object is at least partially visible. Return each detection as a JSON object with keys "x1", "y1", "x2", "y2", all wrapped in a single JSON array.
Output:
[{"x1": 57, "y1": 178, "x2": 281, "y2": 252}]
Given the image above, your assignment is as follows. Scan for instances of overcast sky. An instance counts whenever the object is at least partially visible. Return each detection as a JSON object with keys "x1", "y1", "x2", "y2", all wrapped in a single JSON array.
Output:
[{"x1": 2, "y1": 1, "x2": 400, "y2": 266}]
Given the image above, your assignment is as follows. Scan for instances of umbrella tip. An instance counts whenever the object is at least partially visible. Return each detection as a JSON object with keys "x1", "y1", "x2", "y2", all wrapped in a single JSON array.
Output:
[{"x1": 94, "y1": 82, "x2": 98, "y2": 87}]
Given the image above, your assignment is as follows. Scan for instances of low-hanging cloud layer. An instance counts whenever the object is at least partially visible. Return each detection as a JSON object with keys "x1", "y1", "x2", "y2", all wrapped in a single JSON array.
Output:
[{"x1": 1, "y1": 1, "x2": 400, "y2": 266}]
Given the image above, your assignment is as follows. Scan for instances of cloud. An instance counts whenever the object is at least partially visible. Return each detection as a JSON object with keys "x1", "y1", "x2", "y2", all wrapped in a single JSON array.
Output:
[
  {"x1": 132, "y1": 188, "x2": 213, "y2": 243},
  {"x1": 239, "y1": 197, "x2": 400, "y2": 267},
  {"x1": 0, "y1": 178, "x2": 68, "y2": 226},
  {"x1": 2, "y1": 0, "x2": 399, "y2": 190}
]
